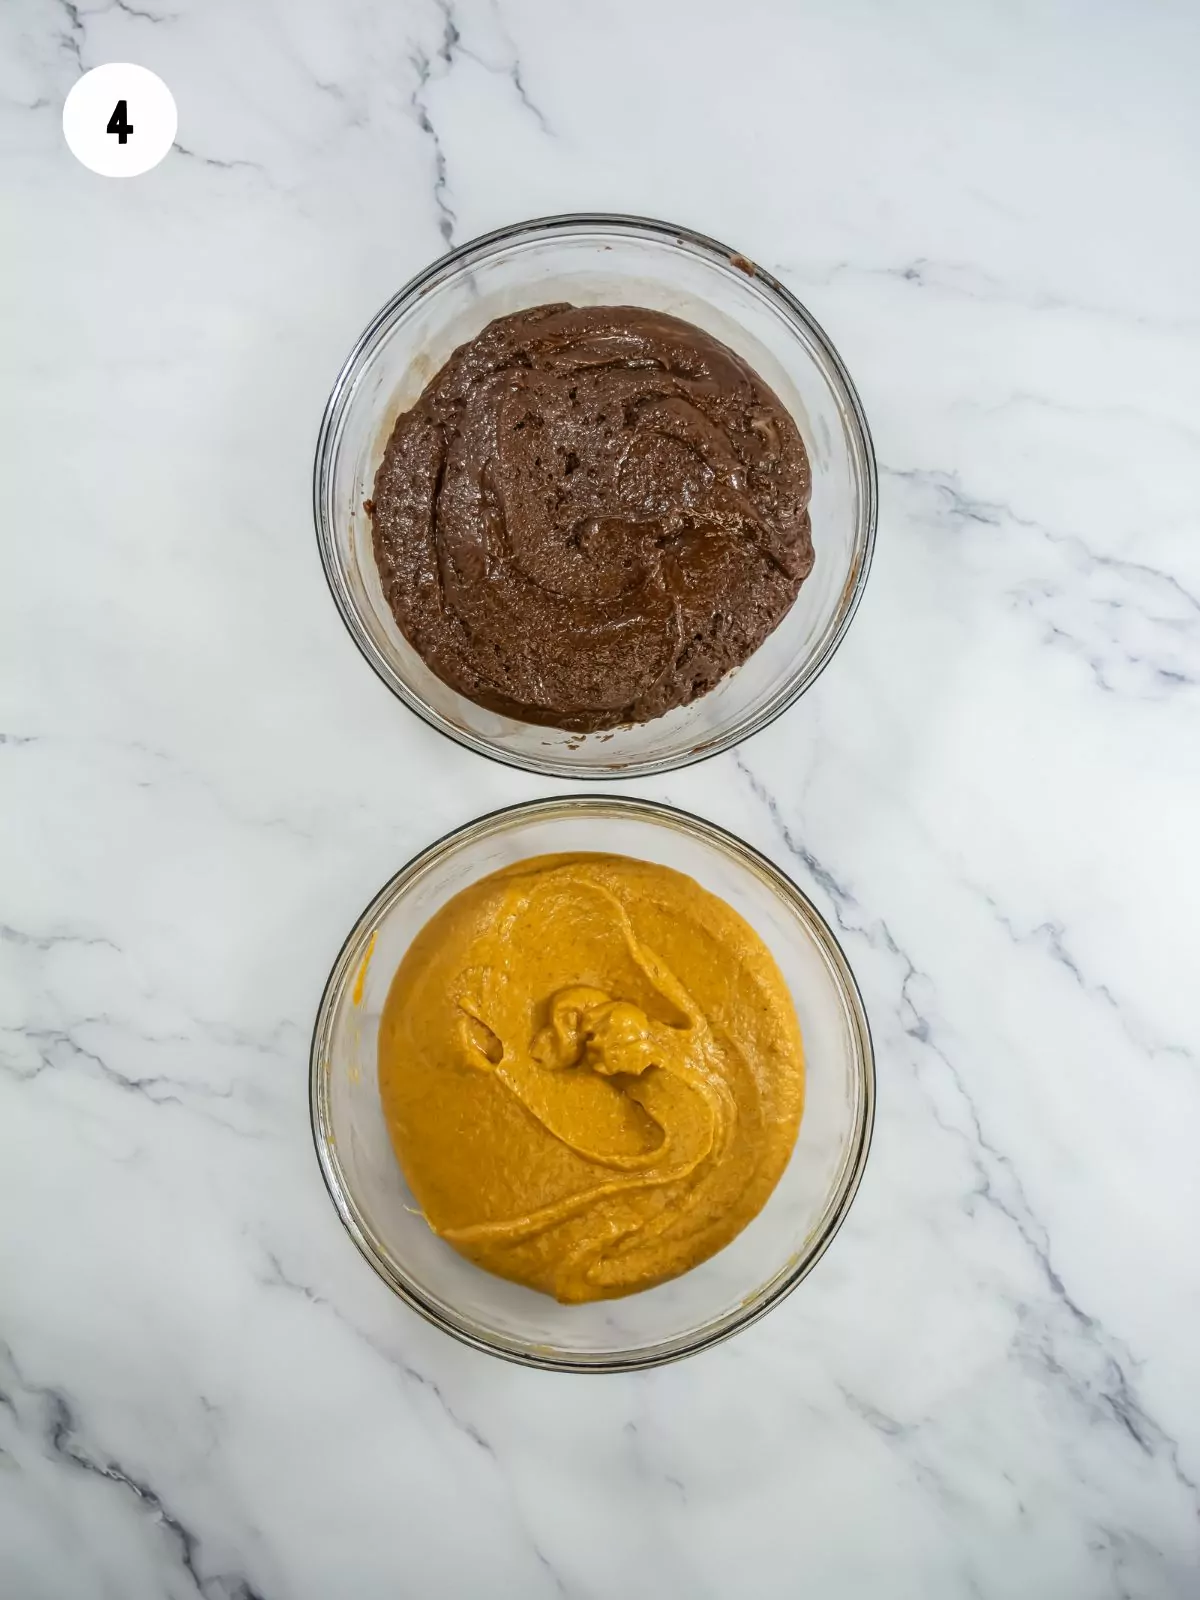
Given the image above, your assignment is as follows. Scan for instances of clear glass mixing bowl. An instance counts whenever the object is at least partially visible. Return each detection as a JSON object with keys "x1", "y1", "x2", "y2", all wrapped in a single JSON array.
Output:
[
  {"x1": 310, "y1": 797, "x2": 874, "y2": 1371},
  {"x1": 313, "y1": 215, "x2": 876, "y2": 778}
]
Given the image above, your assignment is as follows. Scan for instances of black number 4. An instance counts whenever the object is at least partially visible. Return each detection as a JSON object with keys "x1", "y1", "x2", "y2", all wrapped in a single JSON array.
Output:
[{"x1": 106, "y1": 100, "x2": 133, "y2": 144}]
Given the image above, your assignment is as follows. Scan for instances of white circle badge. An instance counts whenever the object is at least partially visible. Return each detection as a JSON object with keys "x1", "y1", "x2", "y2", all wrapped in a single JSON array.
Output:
[{"x1": 63, "y1": 63, "x2": 177, "y2": 178}]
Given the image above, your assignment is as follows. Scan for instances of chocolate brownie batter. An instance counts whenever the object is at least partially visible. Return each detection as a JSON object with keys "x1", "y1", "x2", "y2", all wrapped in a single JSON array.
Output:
[{"x1": 369, "y1": 304, "x2": 813, "y2": 731}]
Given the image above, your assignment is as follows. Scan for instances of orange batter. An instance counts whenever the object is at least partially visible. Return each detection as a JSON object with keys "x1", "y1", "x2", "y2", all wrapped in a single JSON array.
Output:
[{"x1": 378, "y1": 853, "x2": 805, "y2": 1303}]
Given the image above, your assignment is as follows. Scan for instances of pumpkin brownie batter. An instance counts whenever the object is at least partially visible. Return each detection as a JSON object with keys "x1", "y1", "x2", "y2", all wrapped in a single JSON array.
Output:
[
  {"x1": 378, "y1": 854, "x2": 805, "y2": 1303},
  {"x1": 369, "y1": 304, "x2": 814, "y2": 731}
]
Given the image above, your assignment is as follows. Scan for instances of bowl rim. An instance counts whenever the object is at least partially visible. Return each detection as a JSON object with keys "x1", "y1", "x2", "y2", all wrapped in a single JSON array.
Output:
[
  {"x1": 312, "y1": 212, "x2": 878, "y2": 780},
  {"x1": 310, "y1": 794, "x2": 876, "y2": 1372}
]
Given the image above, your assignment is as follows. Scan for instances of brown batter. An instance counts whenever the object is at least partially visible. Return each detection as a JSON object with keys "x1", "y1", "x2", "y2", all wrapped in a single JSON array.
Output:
[
  {"x1": 378, "y1": 853, "x2": 806, "y2": 1303},
  {"x1": 370, "y1": 305, "x2": 814, "y2": 731}
]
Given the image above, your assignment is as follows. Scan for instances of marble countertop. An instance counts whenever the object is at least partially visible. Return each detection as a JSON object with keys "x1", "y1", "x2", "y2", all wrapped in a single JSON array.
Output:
[{"x1": 4, "y1": 1, "x2": 1199, "y2": 1595}]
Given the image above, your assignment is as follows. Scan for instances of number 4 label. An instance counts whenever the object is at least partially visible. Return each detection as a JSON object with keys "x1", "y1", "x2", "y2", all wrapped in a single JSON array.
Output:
[
  {"x1": 106, "y1": 100, "x2": 134, "y2": 145},
  {"x1": 63, "y1": 64, "x2": 177, "y2": 177}
]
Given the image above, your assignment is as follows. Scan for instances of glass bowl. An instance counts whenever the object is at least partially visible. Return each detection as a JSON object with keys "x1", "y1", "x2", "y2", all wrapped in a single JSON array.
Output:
[
  {"x1": 310, "y1": 797, "x2": 874, "y2": 1371},
  {"x1": 313, "y1": 215, "x2": 877, "y2": 778}
]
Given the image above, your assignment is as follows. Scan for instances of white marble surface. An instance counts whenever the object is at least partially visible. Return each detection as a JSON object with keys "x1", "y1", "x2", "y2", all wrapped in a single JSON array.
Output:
[{"x1": 3, "y1": 0, "x2": 1199, "y2": 1594}]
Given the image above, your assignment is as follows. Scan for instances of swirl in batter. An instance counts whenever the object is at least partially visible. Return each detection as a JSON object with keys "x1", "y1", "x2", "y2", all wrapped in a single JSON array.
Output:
[
  {"x1": 369, "y1": 305, "x2": 814, "y2": 731},
  {"x1": 378, "y1": 854, "x2": 806, "y2": 1303}
]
